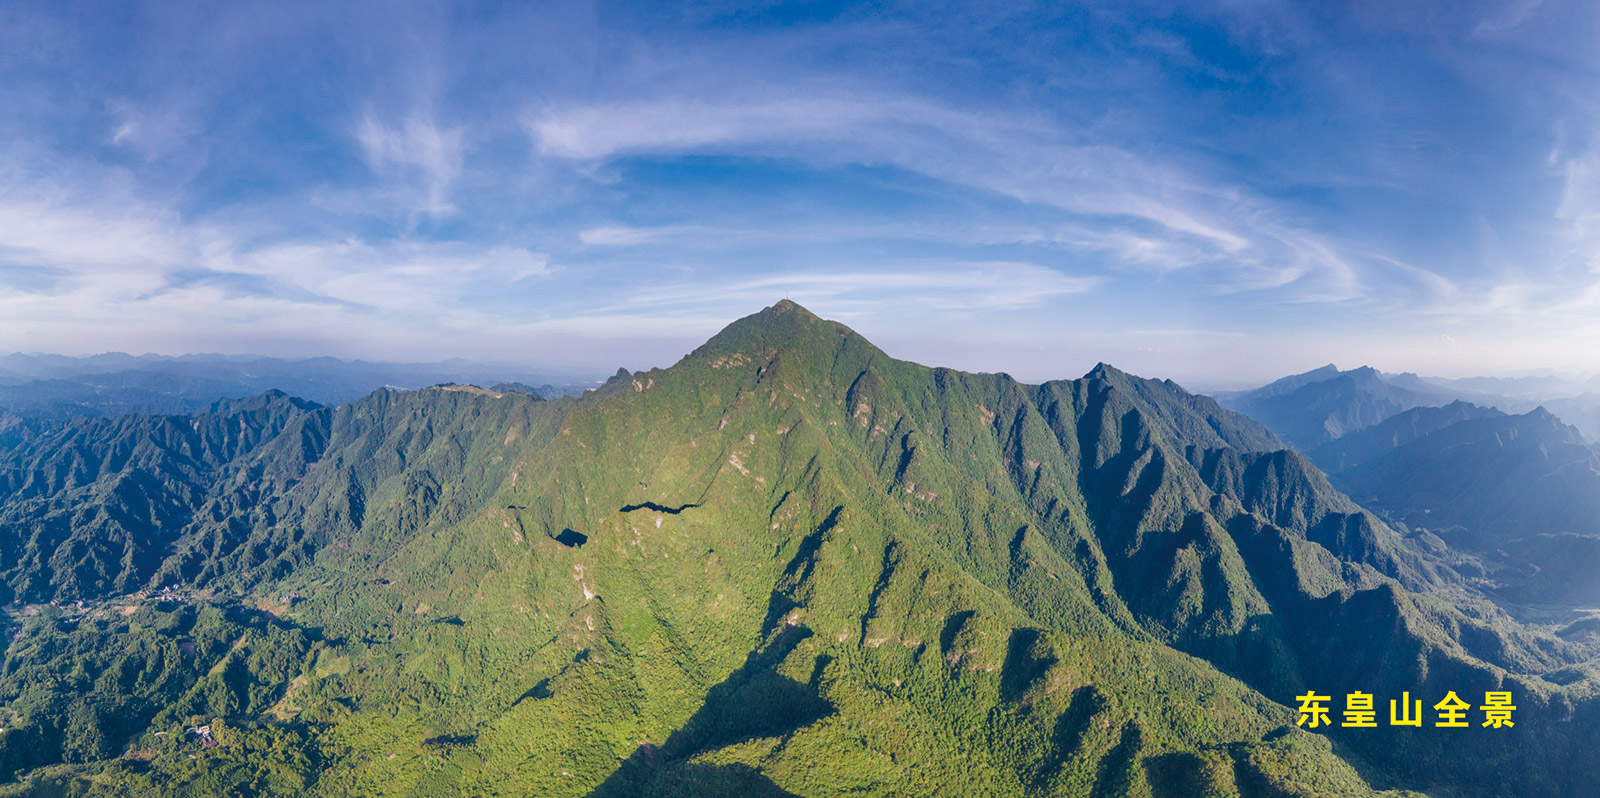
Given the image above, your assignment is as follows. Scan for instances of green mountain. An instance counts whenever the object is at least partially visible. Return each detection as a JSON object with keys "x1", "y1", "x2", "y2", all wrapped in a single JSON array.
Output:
[
  {"x1": 1, "y1": 302, "x2": 1596, "y2": 797},
  {"x1": 0, "y1": 390, "x2": 332, "y2": 603},
  {"x1": 1220, "y1": 366, "x2": 1455, "y2": 449}
]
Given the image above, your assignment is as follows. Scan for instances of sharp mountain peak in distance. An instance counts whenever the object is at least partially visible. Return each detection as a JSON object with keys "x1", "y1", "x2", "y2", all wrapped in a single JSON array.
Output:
[
  {"x1": 0, "y1": 300, "x2": 1596, "y2": 797},
  {"x1": 1224, "y1": 362, "x2": 1600, "y2": 445},
  {"x1": 1221, "y1": 364, "x2": 1477, "y2": 449}
]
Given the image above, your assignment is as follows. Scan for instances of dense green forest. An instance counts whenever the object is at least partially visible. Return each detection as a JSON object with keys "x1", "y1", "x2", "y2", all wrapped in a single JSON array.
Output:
[{"x1": 0, "y1": 302, "x2": 1594, "y2": 796}]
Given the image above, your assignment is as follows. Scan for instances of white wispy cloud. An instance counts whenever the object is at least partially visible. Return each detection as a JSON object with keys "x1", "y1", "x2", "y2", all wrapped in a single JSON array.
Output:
[
  {"x1": 0, "y1": 198, "x2": 188, "y2": 274},
  {"x1": 1555, "y1": 149, "x2": 1600, "y2": 243},
  {"x1": 527, "y1": 92, "x2": 1392, "y2": 305},
  {"x1": 355, "y1": 111, "x2": 464, "y2": 218},
  {"x1": 529, "y1": 98, "x2": 895, "y2": 159},
  {"x1": 578, "y1": 224, "x2": 730, "y2": 247},
  {"x1": 230, "y1": 239, "x2": 553, "y2": 313},
  {"x1": 0, "y1": 156, "x2": 559, "y2": 356},
  {"x1": 10, "y1": 1, "x2": 1600, "y2": 381},
  {"x1": 589, "y1": 260, "x2": 1100, "y2": 319},
  {"x1": 107, "y1": 100, "x2": 204, "y2": 164},
  {"x1": 1471, "y1": 0, "x2": 1546, "y2": 37}
]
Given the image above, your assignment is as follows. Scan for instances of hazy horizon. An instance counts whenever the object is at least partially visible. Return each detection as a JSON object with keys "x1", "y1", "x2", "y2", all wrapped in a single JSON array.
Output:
[
  {"x1": 8, "y1": 299, "x2": 1600, "y2": 395},
  {"x1": 4, "y1": 2, "x2": 1600, "y2": 386}
]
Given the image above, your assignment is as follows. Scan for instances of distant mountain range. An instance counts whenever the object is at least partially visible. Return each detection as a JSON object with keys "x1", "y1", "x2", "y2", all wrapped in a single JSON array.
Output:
[
  {"x1": 0, "y1": 352, "x2": 601, "y2": 420},
  {"x1": 1219, "y1": 364, "x2": 1600, "y2": 443},
  {"x1": 1217, "y1": 365, "x2": 1454, "y2": 449},
  {"x1": 1222, "y1": 366, "x2": 1600, "y2": 614},
  {"x1": 0, "y1": 302, "x2": 1594, "y2": 797},
  {"x1": 1302, "y1": 400, "x2": 1506, "y2": 474}
]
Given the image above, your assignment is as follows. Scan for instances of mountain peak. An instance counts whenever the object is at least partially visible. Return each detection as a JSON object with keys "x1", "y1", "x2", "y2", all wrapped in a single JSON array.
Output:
[
  {"x1": 206, "y1": 389, "x2": 321, "y2": 416},
  {"x1": 687, "y1": 300, "x2": 869, "y2": 365},
  {"x1": 1527, "y1": 406, "x2": 1560, "y2": 425},
  {"x1": 1514, "y1": 406, "x2": 1583, "y2": 441},
  {"x1": 1247, "y1": 363, "x2": 1342, "y2": 398},
  {"x1": 769, "y1": 297, "x2": 807, "y2": 315},
  {"x1": 761, "y1": 298, "x2": 824, "y2": 325},
  {"x1": 1085, "y1": 362, "x2": 1128, "y2": 381}
]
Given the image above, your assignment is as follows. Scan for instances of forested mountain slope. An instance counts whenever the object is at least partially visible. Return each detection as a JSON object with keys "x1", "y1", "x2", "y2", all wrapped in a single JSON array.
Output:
[{"x1": 1, "y1": 302, "x2": 1596, "y2": 797}]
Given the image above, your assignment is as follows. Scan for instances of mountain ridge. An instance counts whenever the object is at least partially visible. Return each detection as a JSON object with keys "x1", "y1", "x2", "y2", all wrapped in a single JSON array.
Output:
[
  {"x1": 1220, "y1": 366, "x2": 1455, "y2": 449},
  {"x1": 0, "y1": 302, "x2": 1592, "y2": 797}
]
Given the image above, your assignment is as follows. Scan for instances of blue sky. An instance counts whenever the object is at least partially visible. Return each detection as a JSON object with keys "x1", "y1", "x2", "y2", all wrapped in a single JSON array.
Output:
[{"x1": 1, "y1": 0, "x2": 1597, "y2": 387}]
